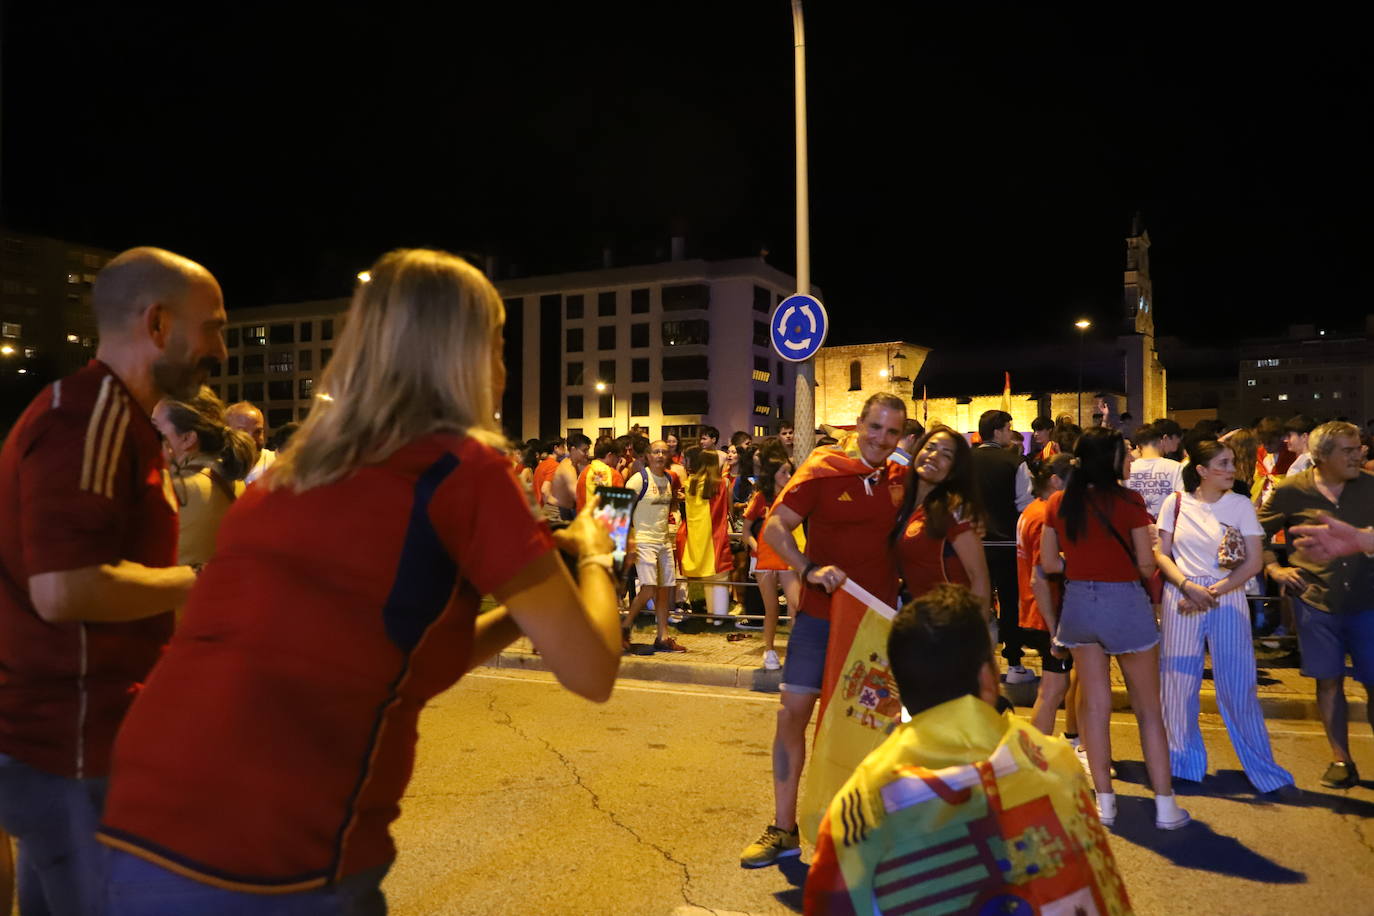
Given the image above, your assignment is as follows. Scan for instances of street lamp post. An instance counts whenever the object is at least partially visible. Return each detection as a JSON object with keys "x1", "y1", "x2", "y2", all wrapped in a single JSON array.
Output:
[
  {"x1": 595, "y1": 380, "x2": 623, "y2": 436},
  {"x1": 1075, "y1": 319, "x2": 1092, "y2": 427}
]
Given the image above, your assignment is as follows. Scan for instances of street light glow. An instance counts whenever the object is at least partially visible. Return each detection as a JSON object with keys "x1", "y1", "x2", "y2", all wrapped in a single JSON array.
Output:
[
  {"x1": 1075, "y1": 319, "x2": 1091, "y2": 330},
  {"x1": 0, "y1": 345, "x2": 14, "y2": 356},
  {"x1": 357, "y1": 271, "x2": 371, "y2": 283},
  {"x1": 595, "y1": 381, "x2": 607, "y2": 392},
  {"x1": 878, "y1": 368, "x2": 888, "y2": 378}
]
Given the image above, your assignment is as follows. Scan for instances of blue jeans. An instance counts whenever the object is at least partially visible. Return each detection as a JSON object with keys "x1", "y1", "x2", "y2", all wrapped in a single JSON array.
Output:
[
  {"x1": 0, "y1": 752, "x2": 108, "y2": 916},
  {"x1": 104, "y1": 849, "x2": 390, "y2": 915}
]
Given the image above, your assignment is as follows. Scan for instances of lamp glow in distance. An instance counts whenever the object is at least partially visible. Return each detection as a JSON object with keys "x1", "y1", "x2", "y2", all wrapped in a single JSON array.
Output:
[
  {"x1": 595, "y1": 380, "x2": 623, "y2": 435},
  {"x1": 1075, "y1": 318, "x2": 1091, "y2": 426}
]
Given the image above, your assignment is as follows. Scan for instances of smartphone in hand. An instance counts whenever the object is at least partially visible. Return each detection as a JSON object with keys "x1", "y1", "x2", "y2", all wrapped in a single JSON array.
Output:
[{"x1": 591, "y1": 486, "x2": 636, "y2": 575}]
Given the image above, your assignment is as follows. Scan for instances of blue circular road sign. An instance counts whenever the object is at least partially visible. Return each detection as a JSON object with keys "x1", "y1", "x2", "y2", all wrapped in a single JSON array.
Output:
[{"x1": 770, "y1": 294, "x2": 829, "y2": 363}]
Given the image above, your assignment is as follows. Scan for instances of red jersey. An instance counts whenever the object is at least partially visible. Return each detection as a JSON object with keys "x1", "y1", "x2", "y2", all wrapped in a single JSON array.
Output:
[
  {"x1": 1016, "y1": 498, "x2": 1058, "y2": 631},
  {"x1": 0, "y1": 360, "x2": 176, "y2": 778},
  {"x1": 532, "y1": 455, "x2": 559, "y2": 506},
  {"x1": 779, "y1": 451, "x2": 903, "y2": 621},
  {"x1": 893, "y1": 505, "x2": 972, "y2": 600},
  {"x1": 1044, "y1": 487, "x2": 1151, "y2": 582},
  {"x1": 99, "y1": 434, "x2": 554, "y2": 890}
]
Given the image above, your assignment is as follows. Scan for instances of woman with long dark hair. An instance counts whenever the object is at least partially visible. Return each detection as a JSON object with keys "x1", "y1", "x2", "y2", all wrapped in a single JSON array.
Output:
[
  {"x1": 1155, "y1": 438, "x2": 1292, "y2": 792},
  {"x1": 1039, "y1": 427, "x2": 1188, "y2": 830},
  {"x1": 890, "y1": 426, "x2": 990, "y2": 612},
  {"x1": 744, "y1": 440, "x2": 803, "y2": 670}
]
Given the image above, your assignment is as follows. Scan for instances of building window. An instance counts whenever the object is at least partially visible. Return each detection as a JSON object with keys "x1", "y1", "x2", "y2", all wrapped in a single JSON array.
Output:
[
  {"x1": 1257, "y1": 358, "x2": 1279, "y2": 367},
  {"x1": 1278, "y1": 393, "x2": 1289, "y2": 401},
  {"x1": 269, "y1": 351, "x2": 293, "y2": 373},
  {"x1": 567, "y1": 427, "x2": 584, "y2": 440},
  {"x1": 1, "y1": 322, "x2": 19, "y2": 338},
  {"x1": 631, "y1": 392, "x2": 650, "y2": 417},
  {"x1": 321, "y1": 320, "x2": 334, "y2": 341},
  {"x1": 299, "y1": 321, "x2": 313, "y2": 343},
  {"x1": 243, "y1": 381, "x2": 264, "y2": 402},
  {"x1": 299, "y1": 350, "x2": 313, "y2": 371},
  {"x1": 849, "y1": 360, "x2": 862, "y2": 391},
  {"x1": 227, "y1": 356, "x2": 239, "y2": 375},
  {"x1": 1334, "y1": 391, "x2": 1343, "y2": 399},
  {"x1": 662, "y1": 424, "x2": 699, "y2": 443},
  {"x1": 598, "y1": 291, "x2": 616, "y2": 316},
  {"x1": 631, "y1": 323, "x2": 649, "y2": 348},
  {"x1": 753, "y1": 355, "x2": 771, "y2": 384},
  {"x1": 567, "y1": 362, "x2": 584, "y2": 386},
  {"x1": 247, "y1": 326, "x2": 267, "y2": 347},
  {"x1": 227, "y1": 383, "x2": 240, "y2": 402},
  {"x1": 631, "y1": 288, "x2": 650, "y2": 314},
  {"x1": 753, "y1": 286, "x2": 771, "y2": 313},
  {"x1": 209, "y1": 361, "x2": 221, "y2": 378},
  {"x1": 599, "y1": 394, "x2": 613, "y2": 418},
  {"x1": 321, "y1": 348, "x2": 333, "y2": 367},
  {"x1": 210, "y1": 384, "x2": 221, "y2": 398},
  {"x1": 567, "y1": 395, "x2": 584, "y2": 419},
  {"x1": 662, "y1": 390, "x2": 709, "y2": 415},
  {"x1": 754, "y1": 425, "x2": 768, "y2": 437},
  {"x1": 663, "y1": 355, "x2": 709, "y2": 381},
  {"x1": 269, "y1": 324, "x2": 294, "y2": 345},
  {"x1": 268, "y1": 380, "x2": 293, "y2": 401},
  {"x1": 299, "y1": 377, "x2": 314, "y2": 400},
  {"x1": 754, "y1": 390, "x2": 772, "y2": 416},
  {"x1": 661, "y1": 319, "x2": 708, "y2": 346},
  {"x1": 597, "y1": 325, "x2": 616, "y2": 350},
  {"x1": 753, "y1": 321, "x2": 769, "y2": 347},
  {"x1": 23, "y1": 347, "x2": 36, "y2": 359},
  {"x1": 1246, "y1": 379, "x2": 1256, "y2": 386},
  {"x1": 777, "y1": 361, "x2": 787, "y2": 387},
  {"x1": 227, "y1": 328, "x2": 240, "y2": 348},
  {"x1": 599, "y1": 360, "x2": 616, "y2": 384},
  {"x1": 267, "y1": 408, "x2": 293, "y2": 428},
  {"x1": 244, "y1": 353, "x2": 265, "y2": 374},
  {"x1": 567, "y1": 328, "x2": 584, "y2": 353},
  {"x1": 661, "y1": 284, "x2": 709, "y2": 312},
  {"x1": 566, "y1": 294, "x2": 584, "y2": 319},
  {"x1": 66, "y1": 273, "x2": 80, "y2": 285},
  {"x1": 1313, "y1": 392, "x2": 1321, "y2": 399},
  {"x1": 632, "y1": 358, "x2": 650, "y2": 383}
]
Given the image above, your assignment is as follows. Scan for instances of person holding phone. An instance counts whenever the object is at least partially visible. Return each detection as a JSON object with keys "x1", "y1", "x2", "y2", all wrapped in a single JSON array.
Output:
[
  {"x1": 97, "y1": 249, "x2": 624, "y2": 913},
  {"x1": 1154, "y1": 438, "x2": 1292, "y2": 793}
]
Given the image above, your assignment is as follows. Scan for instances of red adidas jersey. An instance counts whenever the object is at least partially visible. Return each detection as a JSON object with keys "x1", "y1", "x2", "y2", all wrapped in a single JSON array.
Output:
[
  {"x1": 0, "y1": 360, "x2": 177, "y2": 778},
  {"x1": 99, "y1": 433, "x2": 554, "y2": 890}
]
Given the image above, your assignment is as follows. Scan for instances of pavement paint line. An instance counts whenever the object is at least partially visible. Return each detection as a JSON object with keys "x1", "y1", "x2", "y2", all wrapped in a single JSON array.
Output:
[{"x1": 468, "y1": 671, "x2": 779, "y2": 703}]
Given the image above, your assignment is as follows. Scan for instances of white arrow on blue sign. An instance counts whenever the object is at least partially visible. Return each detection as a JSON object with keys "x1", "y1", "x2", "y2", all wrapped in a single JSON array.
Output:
[{"x1": 770, "y1": 294, "x2": 829, "y2": 363}]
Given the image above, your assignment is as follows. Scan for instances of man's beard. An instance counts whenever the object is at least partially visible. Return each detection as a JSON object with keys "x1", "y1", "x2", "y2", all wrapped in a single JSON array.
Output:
[{"x1": 152, "y1": 353, "x2": 216, "y2": 401}]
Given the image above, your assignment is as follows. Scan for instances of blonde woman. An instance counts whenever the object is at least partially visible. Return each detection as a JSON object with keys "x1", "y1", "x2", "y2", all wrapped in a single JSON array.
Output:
[
  {"x1": 151, "y1": 386, "x2": 255, "y2": 569},
  {"x1": 676, "y1": 447, "x2": 733, "y2": 622},
  {"x1": 99, "y1": 249, "x2": 623, "y2": 913}
]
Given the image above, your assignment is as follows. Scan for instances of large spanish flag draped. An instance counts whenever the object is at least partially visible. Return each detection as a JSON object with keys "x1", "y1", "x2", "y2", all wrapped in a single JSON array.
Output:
[
  {"x1": 799, "y1": 579, "x2": 903, "y2": 843},
  {"x1": 676, "y1": 481, "x2": 732, "y2": 577}
]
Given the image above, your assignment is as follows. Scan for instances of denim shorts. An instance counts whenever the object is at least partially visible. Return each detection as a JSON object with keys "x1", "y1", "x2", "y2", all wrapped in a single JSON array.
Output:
[
  {"x1": 1056, "y1": 580, "x2": 1159, "y2": 656},
  {"x1": 1293, "y1": 597, "x2": 1374, "y2": 683},
  {"x1": 780, "y1": 611, "x2": 830, "y2": 695}
]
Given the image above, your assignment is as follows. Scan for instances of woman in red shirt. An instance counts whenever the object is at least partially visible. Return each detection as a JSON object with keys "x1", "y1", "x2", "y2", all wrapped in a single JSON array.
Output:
[
  {"x1": 743, "y1": 440, "x2": 802, "y2": 670},
  {"x1": 890, "y1": 426, "x2": 989, "y2": 612},
  {"x1": 1040, "y1": 427, "x2": 1188, "y2": 831},
  {"x1": 98, "y1": 249, "x2": 625, "y2": 913}
]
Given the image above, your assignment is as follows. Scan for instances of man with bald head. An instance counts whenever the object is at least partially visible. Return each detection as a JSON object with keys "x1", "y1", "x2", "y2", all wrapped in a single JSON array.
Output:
[
  {"x1": 0, "y1": 246, "x2": 226, "y2": 914},
  {"x1": 226, "y1": 400, "x2": 276, "y2": 483}
]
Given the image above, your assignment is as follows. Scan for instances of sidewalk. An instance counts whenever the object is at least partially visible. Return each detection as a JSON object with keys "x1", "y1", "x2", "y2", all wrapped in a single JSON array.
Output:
[{"x1": 483, "y1": 612, "x2": 1367, "y2": 722}]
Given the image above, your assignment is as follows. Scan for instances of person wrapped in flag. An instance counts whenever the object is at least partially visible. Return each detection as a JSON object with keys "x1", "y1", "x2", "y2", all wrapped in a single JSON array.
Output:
[
  {"x1": 676, "y1": 447, "x2": 734, "y2": 621},
  {"x1": 805, "y1": 585, "x2": 1131, "y2": 916}
]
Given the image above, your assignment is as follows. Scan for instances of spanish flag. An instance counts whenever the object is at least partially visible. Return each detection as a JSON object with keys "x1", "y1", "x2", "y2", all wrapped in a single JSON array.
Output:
[
  {"x1": 676, "y1": 478, "x2": 732, "y2": 578},
  {"x1": 799, "y1": 579, "x2": 902, "y2": 843}
]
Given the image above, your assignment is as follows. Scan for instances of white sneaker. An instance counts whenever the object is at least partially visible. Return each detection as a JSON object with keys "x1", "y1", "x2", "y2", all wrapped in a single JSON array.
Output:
[
  {"x1": 763, "y1": 649, "x2": 781, "y2": 671},
  {"x1": 1096, "y1": 791, "x2": 1117, "y2": 827},
  {"x1": 1155, "y1": 795, "x2": 1191, "y2": 830},
  {"x1": 1003, "y1": 665, "x2": 1038, "y2": 685}
]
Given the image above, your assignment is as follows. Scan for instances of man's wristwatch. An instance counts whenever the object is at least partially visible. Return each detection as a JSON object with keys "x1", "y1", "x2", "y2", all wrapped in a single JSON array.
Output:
[{"x1": 802, "y1": 560, "x2": 820, "y2": 584}]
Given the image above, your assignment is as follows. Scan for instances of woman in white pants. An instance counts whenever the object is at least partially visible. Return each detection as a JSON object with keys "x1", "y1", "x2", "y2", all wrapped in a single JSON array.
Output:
[{"x1": 1155, "y1": 438, "x2": 1294, "y2": 793}]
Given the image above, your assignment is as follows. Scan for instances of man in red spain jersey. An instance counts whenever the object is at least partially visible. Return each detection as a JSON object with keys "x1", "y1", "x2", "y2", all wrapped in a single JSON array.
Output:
[
  {"x1": 0, "y1": 246, "x2": 226, "y2": 914},
  {"x1": 740, "y1": 394, "x2": 907, "y2": 868}
]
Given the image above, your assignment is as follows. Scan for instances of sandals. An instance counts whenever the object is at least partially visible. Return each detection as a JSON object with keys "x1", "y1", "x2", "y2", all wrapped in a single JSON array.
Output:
[{"x1": 653, "y1": 637, "x2": 687, "y2": 653}]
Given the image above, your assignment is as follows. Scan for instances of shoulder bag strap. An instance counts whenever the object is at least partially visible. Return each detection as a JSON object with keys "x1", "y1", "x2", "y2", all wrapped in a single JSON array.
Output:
[{"x1": 204, "y1": 467, "x2": 238, "y2": 504}]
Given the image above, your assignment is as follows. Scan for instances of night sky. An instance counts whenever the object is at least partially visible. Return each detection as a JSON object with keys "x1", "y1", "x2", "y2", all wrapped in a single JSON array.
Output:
[{"x1": 3, "y1": 4, "x2": 1368, "y2": 349}]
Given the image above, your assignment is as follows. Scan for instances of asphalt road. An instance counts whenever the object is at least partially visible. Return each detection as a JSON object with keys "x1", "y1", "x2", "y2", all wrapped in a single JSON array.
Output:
[{"x1": 382, "y1": 669, "x2": 1374, "y2": 916}]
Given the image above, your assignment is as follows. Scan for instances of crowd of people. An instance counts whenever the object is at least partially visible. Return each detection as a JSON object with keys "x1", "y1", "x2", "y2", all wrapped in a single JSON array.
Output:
[{"x1": 0, "y1": 244, "x2": 1371, "y2": 914}]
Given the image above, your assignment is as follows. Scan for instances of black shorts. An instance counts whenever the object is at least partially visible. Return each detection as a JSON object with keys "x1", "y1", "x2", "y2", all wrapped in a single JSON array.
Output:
[{"x1": 1021, "y1": 628, "x2": 1072, "y2": 675}]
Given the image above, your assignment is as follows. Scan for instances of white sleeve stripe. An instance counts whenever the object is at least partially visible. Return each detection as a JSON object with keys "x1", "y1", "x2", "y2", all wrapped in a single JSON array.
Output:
[
  {"x1": 79, "y1": 376, "x2": 113, "y2": 492},
  {"x1": 100, "y1": 398, "x2": 131, "y2": 499},
  {"x1": 52, "y1": 380, "x2": 62, "y2": 409}
]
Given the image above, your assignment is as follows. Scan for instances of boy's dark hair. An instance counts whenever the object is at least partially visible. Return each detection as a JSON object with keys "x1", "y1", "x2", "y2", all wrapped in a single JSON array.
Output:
[
  {"x1": 593, "y1": 436, "x2": 621, "y2": 461},
  {"x1": 1059, "y1": 426, "x2": 1130, "y2": 541},
  {"x1": 730, "y1": 430, "x2": 752, "y2": 448},
  {"x1": 1284, "y1": 414, "x2": 1317, "y2": 435},
  {"x1": 1253, "y1": 416, "x2": 1284, "y2": 451},
  {"x1": 1030, "y1": 416, "x2": 1054, "y2": 433},
  {"x1": 780, "y1": 419, "x2": 795, "y2": 432},
  {"x1": 1032, "y1": 452, "x2": 1074, "y2": 496},
  {"x1": 1132, "y1": 422, "x2": 1160, "y2": 446},
  {"x1": 566, "y1": 433, "x2": 592, "y2": 450},
  {"x1": 901, "y1": 418, "x2": 925, "y2": 441},
  {"x1": 888, "y1": 584, "x2": 993, "y2": 715},
  {"x1": 1152, "y1": 418, "x2": 1182, "y2": 438},
  {"x1": 978, "y1": 409, "x2": 1011, "y2": 441},
  {"x1": 546, "y1": 436, "x2": 567, "y2": 451},
  {"x1": 699, "y1": 425, "x2": 720, "y2": 442}
]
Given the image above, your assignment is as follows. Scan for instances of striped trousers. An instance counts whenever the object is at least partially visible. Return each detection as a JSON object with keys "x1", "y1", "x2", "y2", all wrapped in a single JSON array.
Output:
[{"x1": 1160, "y1": 576, "x2": 1293, "y2": 792}]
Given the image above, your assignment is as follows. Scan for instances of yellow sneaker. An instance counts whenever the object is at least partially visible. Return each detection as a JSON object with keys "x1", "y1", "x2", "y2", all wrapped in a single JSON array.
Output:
[{"x1": 740, "y1": 824, "x2": 800, "y2": 868}]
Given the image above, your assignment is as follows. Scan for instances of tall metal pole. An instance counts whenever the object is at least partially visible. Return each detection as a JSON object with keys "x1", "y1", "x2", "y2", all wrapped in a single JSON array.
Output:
[
  {"x1": 791, "y1": 0, "x2": 816, "y2": 462},
  {"x1": 1076, "y1": 334, "x2": 1083, "y2": 427}
]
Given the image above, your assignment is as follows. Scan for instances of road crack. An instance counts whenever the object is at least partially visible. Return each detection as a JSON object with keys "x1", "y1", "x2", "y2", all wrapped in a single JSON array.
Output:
[{"x1": 486, "y1": 692, "x2": 719, "y2": 915}]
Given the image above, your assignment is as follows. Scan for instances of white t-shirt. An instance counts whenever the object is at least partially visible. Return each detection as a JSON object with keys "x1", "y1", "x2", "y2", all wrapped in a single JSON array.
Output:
[
  {"x1": 1156, "y1": 490, "x2": 1263, "y2": 579},
  {"x1": 1286, "y1": 452, "x2": 1314, "y2": 476},
  {"x1": 1125, "y1": 456, "x2": 1184, "y2": 519},
  {"x1": 244, "y1": 447, "x2": 277, "y2": 484},
  {"x1": 626, "y1": 470, "x2": 673, "y2": 545}
]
